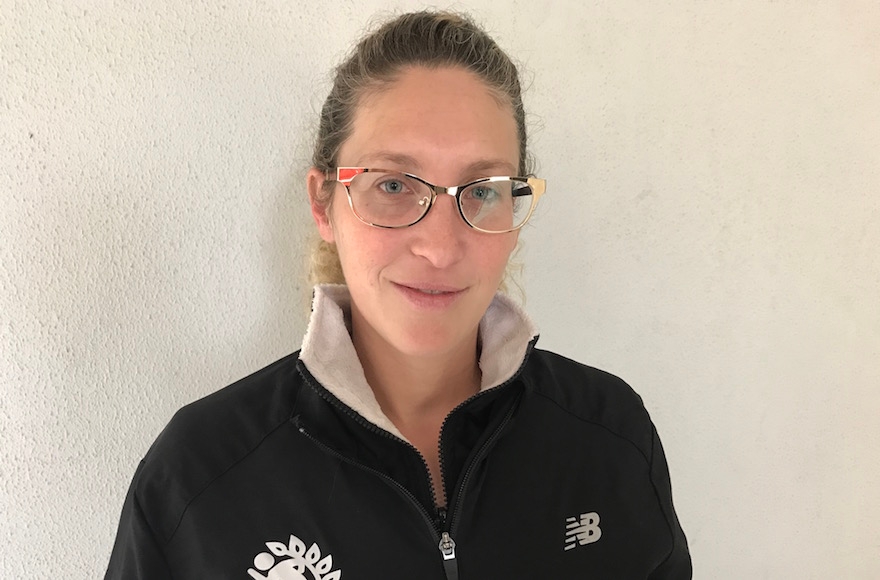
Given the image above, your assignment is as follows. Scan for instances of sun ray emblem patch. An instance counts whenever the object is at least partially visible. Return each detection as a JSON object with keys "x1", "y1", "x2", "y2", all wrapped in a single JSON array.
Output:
[{"x1": 247, "y1": 533, "x2": 342, "y2": 580}]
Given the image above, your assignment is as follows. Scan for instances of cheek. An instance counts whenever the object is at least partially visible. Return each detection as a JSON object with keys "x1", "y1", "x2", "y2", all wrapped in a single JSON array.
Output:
[
  {"x1": 331, "y1": 220, "x2": 393, "y2": 285},
  {"x1": 477, "y1": 235, "x2": 517, "y2": 276}
]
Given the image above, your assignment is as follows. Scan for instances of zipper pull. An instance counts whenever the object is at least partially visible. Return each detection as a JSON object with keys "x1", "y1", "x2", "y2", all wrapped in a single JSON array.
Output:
[{"x1": 438, "y1": 532, "x2": 459, "y2": 580}]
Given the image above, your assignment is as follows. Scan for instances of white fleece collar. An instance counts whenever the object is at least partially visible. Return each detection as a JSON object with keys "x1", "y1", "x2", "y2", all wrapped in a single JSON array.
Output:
[{"x1": 299, "y1": 284, "x2": 539, "y2": 442}]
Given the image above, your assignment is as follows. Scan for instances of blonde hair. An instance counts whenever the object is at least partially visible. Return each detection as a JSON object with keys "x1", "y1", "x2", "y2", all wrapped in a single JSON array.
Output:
[{"x1": 308, "y1": 10, "x2": 533, "y2": 291}]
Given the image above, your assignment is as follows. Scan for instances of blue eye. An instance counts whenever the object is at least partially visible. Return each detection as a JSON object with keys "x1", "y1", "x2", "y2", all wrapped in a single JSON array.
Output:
[
  {"x1": 379, "y1": 179, "x2": 406, "y2": 194},
  {"x1": 470, "y1": 186, "x2": 498, "y2": 201}
]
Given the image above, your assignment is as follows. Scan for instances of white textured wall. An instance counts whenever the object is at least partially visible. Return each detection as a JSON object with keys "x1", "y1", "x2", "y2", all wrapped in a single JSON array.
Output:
[{"x1": 2, "y1": 1, "x2": 878, "y2": 577}]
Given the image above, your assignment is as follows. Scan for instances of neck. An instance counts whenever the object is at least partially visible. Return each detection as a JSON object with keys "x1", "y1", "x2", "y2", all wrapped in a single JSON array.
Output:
[{"x1": 351, "y1": 317, "x2": 482, "y2": 427}]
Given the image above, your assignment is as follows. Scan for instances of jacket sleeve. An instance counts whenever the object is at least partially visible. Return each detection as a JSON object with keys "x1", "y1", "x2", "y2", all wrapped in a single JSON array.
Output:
[
  {"x1": 105, "y1": 462, "x2": 174, "y2": 580},
  {"x1": 648, "y1": 424, "x2": 693, "y2": 579}
]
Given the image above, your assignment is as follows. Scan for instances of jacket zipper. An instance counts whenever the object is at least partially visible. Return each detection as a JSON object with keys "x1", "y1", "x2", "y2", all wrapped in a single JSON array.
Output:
[
  {"x1": 442, "y1": 397, "x2": 518, "y2": 536},
  {"x1": 296, "y1": 338, "x2": 535, "y2": 579},
  {"x1": 298, "y1": 421, "x2": 464, "y2": 579},
  {"x1": 297, "y1": 371, "x2": 459, "y2": 577},
  {"x1": 437, "y1": 338, "x2": 536, "y2": 535},
  {"x1": 294, "y1": 420, "x2": 448, "y2": 557}
]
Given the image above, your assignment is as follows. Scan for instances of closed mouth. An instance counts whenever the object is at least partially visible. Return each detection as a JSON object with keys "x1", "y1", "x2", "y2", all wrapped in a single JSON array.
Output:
[{"x1": 395, "y1": 283, "x2": 465, "y2": 295}]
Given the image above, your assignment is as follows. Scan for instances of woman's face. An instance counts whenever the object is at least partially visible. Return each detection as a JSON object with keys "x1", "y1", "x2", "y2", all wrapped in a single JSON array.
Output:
[{"x1": 308, "y1": 66, "x2": 520, "y2": 359}]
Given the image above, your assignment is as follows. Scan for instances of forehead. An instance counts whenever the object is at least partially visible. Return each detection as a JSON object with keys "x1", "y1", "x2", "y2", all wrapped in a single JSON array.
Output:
[{"x1": 339, "y1": 66, "x2": 519, "y2": 175}]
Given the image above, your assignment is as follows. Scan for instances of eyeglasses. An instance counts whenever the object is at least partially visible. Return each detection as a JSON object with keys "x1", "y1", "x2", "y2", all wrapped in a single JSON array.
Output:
[{"x1": 326, "y1": 168, "x2": 546, "y2": 234}]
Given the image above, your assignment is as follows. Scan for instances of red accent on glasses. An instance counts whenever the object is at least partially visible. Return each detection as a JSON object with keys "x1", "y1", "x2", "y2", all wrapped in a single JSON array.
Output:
[{"x1": 337, "y1": 167, "x2": 366, "y2": 183}]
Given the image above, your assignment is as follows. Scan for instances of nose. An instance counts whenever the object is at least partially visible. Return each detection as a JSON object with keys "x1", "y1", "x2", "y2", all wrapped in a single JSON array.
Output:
[{"x1": 408, "y1": 193, "x2": 468, "y2": 269}]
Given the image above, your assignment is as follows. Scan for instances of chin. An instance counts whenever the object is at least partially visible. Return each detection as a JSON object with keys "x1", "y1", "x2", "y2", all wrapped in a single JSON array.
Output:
[{"x1": 391, "y1": 324, "x2": 475, "y2": 358}]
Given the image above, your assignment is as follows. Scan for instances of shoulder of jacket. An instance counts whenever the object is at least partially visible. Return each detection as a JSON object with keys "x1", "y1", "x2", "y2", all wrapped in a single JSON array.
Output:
[
  {"x1": 523, "y1": 348, "x2": 654, "y2": 458},
  {"x1": 133, "y1": 351, "x2": 304, "y2": 542}
]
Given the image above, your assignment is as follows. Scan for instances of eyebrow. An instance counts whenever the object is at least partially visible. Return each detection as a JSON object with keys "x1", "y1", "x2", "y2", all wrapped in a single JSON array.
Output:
[{"x1": 357, "y1": 151, "x2": 518, "y2": 177}]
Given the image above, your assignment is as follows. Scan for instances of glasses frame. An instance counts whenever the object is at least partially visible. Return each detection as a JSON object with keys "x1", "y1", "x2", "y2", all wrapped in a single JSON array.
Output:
[{"x1": 326, "y1": 167, "x2": 546, "y2": 234}]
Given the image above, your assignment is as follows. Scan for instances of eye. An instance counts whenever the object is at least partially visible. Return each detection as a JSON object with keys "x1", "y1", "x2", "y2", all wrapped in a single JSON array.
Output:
[
  {"x1": 378, "y1": 178, "x2": 407, "y2": 194},
  {"x1": 469, "y1": 185, "x2": 498, "y2": 201}
]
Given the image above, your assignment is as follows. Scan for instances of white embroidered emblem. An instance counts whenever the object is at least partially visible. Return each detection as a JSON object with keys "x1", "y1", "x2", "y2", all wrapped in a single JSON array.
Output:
[
  {"x1": 564, "y1": 511, "x2": 602, "y2": 551},
  {"x1": 247, "y1": 533, "x2": 342, "y2": 580}
]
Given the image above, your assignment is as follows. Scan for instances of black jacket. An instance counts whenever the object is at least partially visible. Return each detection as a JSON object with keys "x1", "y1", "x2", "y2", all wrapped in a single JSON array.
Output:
[{"x1": 106, "y1": 286, "x2": 691, "y2": 579}]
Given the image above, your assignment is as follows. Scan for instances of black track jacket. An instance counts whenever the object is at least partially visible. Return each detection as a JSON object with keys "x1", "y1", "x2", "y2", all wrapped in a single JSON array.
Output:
[{"x1": 106, "y1": 286, "x2": 691, "y2": 579}]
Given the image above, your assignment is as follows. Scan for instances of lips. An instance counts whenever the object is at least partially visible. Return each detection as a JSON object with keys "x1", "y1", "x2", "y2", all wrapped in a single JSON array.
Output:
[{"x1": 392, "y1": 282, "x2": 466, "y2": 309}]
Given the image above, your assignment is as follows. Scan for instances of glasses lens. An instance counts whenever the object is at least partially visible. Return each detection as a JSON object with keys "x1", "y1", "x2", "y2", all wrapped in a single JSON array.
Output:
[
  {"x1": 348, "y1": 171, "x2": 430, "y2": 227},
  {"x1": 460, "y1": 179, "x2": 534, "y2": 232}
]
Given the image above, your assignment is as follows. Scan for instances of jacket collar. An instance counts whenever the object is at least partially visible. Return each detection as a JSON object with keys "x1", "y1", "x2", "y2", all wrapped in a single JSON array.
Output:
[{"x1": 299, "y1": 284, "x2": 539, "y2": 442}]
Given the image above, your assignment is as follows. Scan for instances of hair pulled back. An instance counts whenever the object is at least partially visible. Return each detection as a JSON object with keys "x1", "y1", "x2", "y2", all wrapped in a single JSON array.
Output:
[{"x1": 309, "y1": 10, "x2": 531, "y2": 286}]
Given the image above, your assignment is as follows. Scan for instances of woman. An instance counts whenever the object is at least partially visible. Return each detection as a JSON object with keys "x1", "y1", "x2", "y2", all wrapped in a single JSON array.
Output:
[{"x1": 106, "y1": 11, "x2": 691, "y2": 579}]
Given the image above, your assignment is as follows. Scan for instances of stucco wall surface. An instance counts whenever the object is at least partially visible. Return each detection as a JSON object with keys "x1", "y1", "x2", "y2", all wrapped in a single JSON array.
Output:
[{"x1": 1, "y1": 1, "x2": 878, "y2": 578}]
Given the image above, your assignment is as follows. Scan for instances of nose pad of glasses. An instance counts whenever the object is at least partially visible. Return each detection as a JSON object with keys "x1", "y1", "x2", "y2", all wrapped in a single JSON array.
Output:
[{"x1": 418, "y1": 196, "x2": 430, "y2": 207}]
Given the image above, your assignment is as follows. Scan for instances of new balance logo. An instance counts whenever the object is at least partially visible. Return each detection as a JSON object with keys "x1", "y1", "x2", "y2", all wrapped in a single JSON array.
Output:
[{"x1": 564, "y1": 511, "x2": 602, "y2": 551}]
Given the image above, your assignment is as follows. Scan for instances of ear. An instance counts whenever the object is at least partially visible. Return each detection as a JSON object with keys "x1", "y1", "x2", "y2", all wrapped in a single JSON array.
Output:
[{"x1": 307, "y1": 167, "x2": 335, "y2": 244}]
